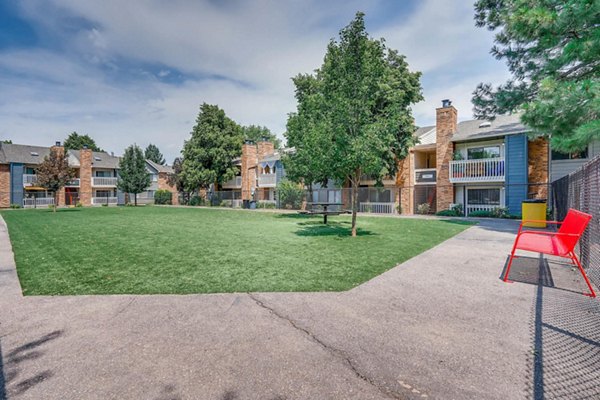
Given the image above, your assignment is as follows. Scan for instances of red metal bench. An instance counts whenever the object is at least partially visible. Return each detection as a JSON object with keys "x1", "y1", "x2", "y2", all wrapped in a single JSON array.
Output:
[{"x1": 503, "y1": 209, "x2": 596, "y2": 297}]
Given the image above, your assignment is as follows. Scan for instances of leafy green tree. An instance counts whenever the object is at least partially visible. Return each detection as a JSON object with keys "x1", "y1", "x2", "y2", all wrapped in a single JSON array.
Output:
[
  {"x1": 35, "y1": 148, "x2": 77, "y2": 212},
  {"x1": 242, "y1": 125, "x2": 281, "y2": 148},
  {"x1": 181, "y1": 103, "x2": 243, "y2": 191},
  {"x1": 63, "y1": 132, "x2": 103, "y2": 152},
  {"x1": 285, "y1": 12, "x2": 422, "y2": 236},
  {"x1": 144, "y1": 143, "x2": 166, "y2": 165},
  {"x1": 277, "y1": 179, "x2": 305, "y2": 209},
  {"x1": 118, "y1": 144, "x2": 151, "y2": 206},
  {"x1": 2, "y1": 140, "x2": 12, "y2": 144},
  {"x1": 472, "y1": 0, "x2": 600, "y2": 151}
]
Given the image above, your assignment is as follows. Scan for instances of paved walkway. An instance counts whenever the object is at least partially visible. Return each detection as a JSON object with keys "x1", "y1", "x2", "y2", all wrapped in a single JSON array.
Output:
[{"x1": 0, "y1": 217, "x2": 598, "y2": 399}]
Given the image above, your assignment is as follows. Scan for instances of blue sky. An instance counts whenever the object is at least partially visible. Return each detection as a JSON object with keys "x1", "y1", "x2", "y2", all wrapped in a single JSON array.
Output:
[{"x1": 0, "y1": 0, "x2": 510, "y2": 162}]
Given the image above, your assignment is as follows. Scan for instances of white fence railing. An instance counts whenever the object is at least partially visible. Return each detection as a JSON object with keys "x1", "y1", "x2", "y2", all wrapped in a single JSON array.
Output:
[
  {"x1": 23, "y1": 197, "x2": 55, "y2": 208},
  {"x1": 449, "y1": 158, "x2": 505, "y2": 183},
  {"x1": 258, "y1": 174, "x2": 276, "y2": 187},
  {"x1": 92, "y1": 177, "x2": 118, "y2": 186},
  {"x1": 222, "y1": 176, "x2": 242, "y2": 189},
  {"x1": 466, "y1": 204, "x2": 498, "y2": 215},
  {"x1": 91, "y1": 196, "x2": 118, "y2": 205},
  {"x1": 23, "y1": 174, "x2": 37, "y2": 185},
  {"x1": 220, "y1": 199, "x2": 243, "y2": 208},
  {"x1": 359, "y1": 202, "x2": 396, "y2": 214}
]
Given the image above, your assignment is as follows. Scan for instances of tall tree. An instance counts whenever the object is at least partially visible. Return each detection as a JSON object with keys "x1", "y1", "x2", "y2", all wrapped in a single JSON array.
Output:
[
  {"x1": 181, "y1": 103, "x2": 243, "y2": 191},
  {"x1": 241, "y1": 125, "x2": 281, "y2": 149},
  {"x1": 2, "y1": 140, "x2": 12, "y2": 144},
  {"x1": 117, "y1": 144, "x2": 151, "y2": 206},
  {"x1": 63, "y1": 132, "x2": 103, "y2": 152},
  {"x1": 35, "y1": 148, "x2": 77, "y2": 212},
  {"x1": 472, "y1": 0, "x2": 600, "y2": 152},
  {"x1": 285, "y1": 12, "x2": 422, "y2": 236},
  {"x1": 144, "y1": 143, "x2": 166, "y2": 165}
]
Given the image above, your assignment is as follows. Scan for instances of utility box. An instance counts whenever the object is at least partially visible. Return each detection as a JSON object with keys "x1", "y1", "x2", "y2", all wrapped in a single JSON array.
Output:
[{"x1": 522, "y1": 199, "x2": 547, "y2": 228}]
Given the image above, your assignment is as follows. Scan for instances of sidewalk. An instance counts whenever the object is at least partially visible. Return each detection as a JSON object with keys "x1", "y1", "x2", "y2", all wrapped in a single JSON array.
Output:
[{"x1": 0, "y1": 218, "x2": 597, "y2": 399}]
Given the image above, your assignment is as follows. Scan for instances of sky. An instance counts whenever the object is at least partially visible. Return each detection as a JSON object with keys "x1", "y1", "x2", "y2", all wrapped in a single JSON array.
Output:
[{"x1": 0, "y1": 0, "x2": 511, "y2": 163}]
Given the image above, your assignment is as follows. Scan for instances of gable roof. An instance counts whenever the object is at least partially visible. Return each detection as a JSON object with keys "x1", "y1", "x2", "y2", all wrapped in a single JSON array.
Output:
[
  {"x1": 146, "y1": 159, "x2": 173, "y2": 173},
  {"x1": 414, "y1": 125, "x2": 436, "y2": 146},
  {"x1": 0, "y1": 143, "x2": 51, "y2": 164},
  {"x1": 451, "y1": 114, "x2": 528, "y2": 142}
]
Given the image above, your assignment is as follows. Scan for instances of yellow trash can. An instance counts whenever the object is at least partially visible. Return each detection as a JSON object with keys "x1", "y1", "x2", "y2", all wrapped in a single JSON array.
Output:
[{"x1": 522, "y1": 199, "x2": 547, "y2": 228}]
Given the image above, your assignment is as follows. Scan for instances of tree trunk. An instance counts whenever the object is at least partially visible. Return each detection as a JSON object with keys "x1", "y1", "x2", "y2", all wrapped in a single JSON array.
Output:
[
  {"x1": 54, "y1": 191, "x2": 58, "y2": 213},
  {"x1": 134, "y1": 193, "x2": 137, "y2": 206}
]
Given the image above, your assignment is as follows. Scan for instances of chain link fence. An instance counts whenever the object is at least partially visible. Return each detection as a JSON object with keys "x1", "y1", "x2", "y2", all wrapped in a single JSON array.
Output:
[{"x1": 551, "y1": 155, "x2": 600, "y2": 287}]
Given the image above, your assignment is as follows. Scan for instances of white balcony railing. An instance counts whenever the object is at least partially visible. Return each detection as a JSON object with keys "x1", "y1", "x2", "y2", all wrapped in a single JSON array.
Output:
[
  {"x1": 92, "y1": 177, "x2": 118, "y2": 187},
  {"x1": 23, "y1": 174, "x2": 37, "y2": 186},
  {"x1": 65, "y1": 178, "x2": 80, "y2": 187},
  {"x1": 92, "y1": 196, "x2": 118, "y2": 205},
  {"x1": 449, "y1": 158, "x2": 505, "y2": 183},
  {"x1": 359, "y1": 202, "x2": 396, "y2": 214},
  {"x1": 222, "y1": 176, "x2": 242, "y2": 189},
  {"x1": 258, "y1": 173, "x2": 276, "y2": 187},
  {"x1": 466, "y1": 204, "x2": 499, "y2": 215},
  {"x1": 23, "y1": 197, "x2": 55, "y2": 208}
]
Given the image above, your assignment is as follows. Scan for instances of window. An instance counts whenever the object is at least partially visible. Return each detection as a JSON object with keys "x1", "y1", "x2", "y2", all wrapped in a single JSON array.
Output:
[
  {"x1": 95, "y1": 170, "x2": 112, "y2": 177},
  {"x1": 551, "y1": 148, "x2": 588, "y2": 160},
  {"x1": 468, "y1": 188, "x2": 500, "y2": 205},
  {"x1": 467, "y1": 146, "x2": 501, "y2": 160},
  {"x1": 151, "y1": 174, "x2": 158, "y2": 182},
  {"x1": 25, "y1": 167, "x2": 36, "y2": 175},
  {"x1": 96, "y1": 190, "x2": 111, "y2": 198}
]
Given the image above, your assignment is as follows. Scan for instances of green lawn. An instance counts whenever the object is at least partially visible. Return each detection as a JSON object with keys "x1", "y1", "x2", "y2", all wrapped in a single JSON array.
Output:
[{"x1": 1, "y1": 207, "x2": 472, "y2": 295}]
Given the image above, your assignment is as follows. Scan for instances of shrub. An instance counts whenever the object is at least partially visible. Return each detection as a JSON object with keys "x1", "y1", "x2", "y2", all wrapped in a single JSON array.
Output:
[
  {"x1": 491, "y1": 207, "x2": 509, "y2": 218},
  {"x1": 101, "y1": 203, "x2": 109, "y2": 207},
  {"x1": 75, "y1": 201, "x2": 83, "y2": 208},
  {"x1": 277, "y1": 180, "x2": 304, "y2": 210},
  {"x1": 9, "y1": 203, "x2": 21, "y2": 209},
  {"x1": 257, "y1": 201, "x2": 276, "y2": 209},
  {"x1": 189, "y1": 196, "x2": 204, "y2": 206},
  {"x1": 154, "y1": 189, "x2": 173, "y2": 205},
  {"x1": 416, "y1": 203, "x2": 430, "y2": 215},
  {"x1": 468, "y1": 210, "x2": 493, "y2": 218},
  {"x1": 451, "y1": 203, "x2": 463, "y2": 216},
  {"x1": 396, "y1": 204, "x2": 402, "y2": 214},
  {"x1": 436, "y1": 209, "x2": 458, "y2": 217},
  {"x1": 48, "y1": 204, "x2": 54, "y2": 209}
]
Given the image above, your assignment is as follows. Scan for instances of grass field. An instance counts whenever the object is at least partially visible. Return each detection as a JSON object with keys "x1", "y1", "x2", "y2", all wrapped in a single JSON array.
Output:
[{"x1": 1, "y1": 207, "x2": 472, "y2": 295}]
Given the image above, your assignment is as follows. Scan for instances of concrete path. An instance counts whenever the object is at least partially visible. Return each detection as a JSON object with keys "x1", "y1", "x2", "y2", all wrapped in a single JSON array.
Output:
[{"x1": 1, "y1": 217, "x2": 598, "y2": 400}]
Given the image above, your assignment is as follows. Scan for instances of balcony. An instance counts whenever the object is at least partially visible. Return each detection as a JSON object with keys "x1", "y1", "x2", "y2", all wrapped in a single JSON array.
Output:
[
  {"x1": 222, "y1": 176, "x2": 242, "y2": 189},
  {"x1": 414, "y1": 168, "x2": 436, "y2": 185},
  {"x1": 258, "y1": 173, "x2": 276, "y2": 187},
  {"x1": 23, "y1": 174, "x2": 37, "y2": 186},
  {"x1": 92, "y1": 177, "x2": 118, "y2": 187},
  {"x1": 449, "y1": 158, "x2": 505, "y2": 183},
  {"x1": 65, "y1": 178, "x2": 80, "y2": 187},
  {"x1": 23, "y1": 197, "x2": 54, "y2": 208},
  {"x1": 92, "y1": 196, "x2": 118, "y2": 205}
]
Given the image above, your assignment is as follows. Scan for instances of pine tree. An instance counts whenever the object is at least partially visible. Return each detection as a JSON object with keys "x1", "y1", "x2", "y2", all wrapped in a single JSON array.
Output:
[
  {"x1": 117, "y1": 145, "x2": 151, "y2": 206},
  {"x1": 144, "y1": 143, "x2": 166, "y2": 165}
]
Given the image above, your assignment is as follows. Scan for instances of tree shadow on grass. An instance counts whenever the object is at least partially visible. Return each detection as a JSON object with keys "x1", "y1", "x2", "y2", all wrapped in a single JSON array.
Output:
[{"x1": 294, "y1": 220, "x2": 375, "y2": 237}]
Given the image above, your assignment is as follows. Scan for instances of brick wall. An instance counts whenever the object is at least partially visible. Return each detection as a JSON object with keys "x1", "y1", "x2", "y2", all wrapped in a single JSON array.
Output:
[
  {"x1": 158, "y1": 172, "x2": 179, "y2": 205},
  {"x1": 435, "y1": 104, "x2": 457, "y2": 211},
  {"x1": 79, "y1": 149, "x2": 92, "y2": 206},
  {"x1": 257, "y1": 141, "x2": 275, "y2": 161},
  {"x1": 241, "y1": 143, "x2": 257, "y2": 200},
  {"x1": 396, "y1": 154, "x2": 413, "y2": 214},
  {"x1": 528, "y1": 137, "x2": 549, "y2": 200},
  {"x1": 0, "y1": 164, "x2": 10, "y2": 208}
]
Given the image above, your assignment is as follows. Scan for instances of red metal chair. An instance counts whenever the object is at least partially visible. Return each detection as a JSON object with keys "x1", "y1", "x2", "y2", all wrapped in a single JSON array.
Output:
[{"x1": 503, "y1": 209, "x2": 596, "y2": 297}]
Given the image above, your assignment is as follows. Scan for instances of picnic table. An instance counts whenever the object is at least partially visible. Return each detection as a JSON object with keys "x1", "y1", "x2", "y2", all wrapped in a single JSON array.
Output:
[{"x1": 299, "y1": 202, "x2": 349, "y2": 224}]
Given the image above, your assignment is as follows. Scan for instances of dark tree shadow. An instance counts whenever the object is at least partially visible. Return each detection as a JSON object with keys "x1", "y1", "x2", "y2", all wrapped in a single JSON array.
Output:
[
  {"x1": 2, "y1": 330, "x2": 63, "y2": 398},
  {"x1": 294, "y1": 221, "x2": 375, "y2": 237}
]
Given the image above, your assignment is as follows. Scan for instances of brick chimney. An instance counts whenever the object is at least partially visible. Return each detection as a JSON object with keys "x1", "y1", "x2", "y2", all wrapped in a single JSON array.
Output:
[
  {"x1": 79, "y1": 148, "x2": 93, "y2": 206},
  {"x1": 241, "y1": 141, "x2": 257, "y2": 201},
  {"x1": 435, "y1": 99, "x2": 457, "y2": 212},
  {"x1": 257, "y1": 140, "x2": 274, "y2": 161}
]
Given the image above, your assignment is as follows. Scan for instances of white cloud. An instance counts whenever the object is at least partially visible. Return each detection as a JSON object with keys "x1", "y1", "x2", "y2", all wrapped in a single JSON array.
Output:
[{"x1": 1, "y1": 0, "x2": 511, "y2": 162}]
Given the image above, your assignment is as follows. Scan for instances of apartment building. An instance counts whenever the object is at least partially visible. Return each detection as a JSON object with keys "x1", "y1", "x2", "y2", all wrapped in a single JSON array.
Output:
[
  {"x1": 0, "y1": 142, "x2": 178, "y2": 208},
  {"x1": 397, "y1": 100, "x2": 600, "y2": 216}
]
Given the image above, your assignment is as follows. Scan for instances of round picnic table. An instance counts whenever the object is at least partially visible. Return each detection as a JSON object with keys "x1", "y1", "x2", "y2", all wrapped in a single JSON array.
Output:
[{"x1": 306, "y1": 202, "x2": 345, "y2": 224}]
